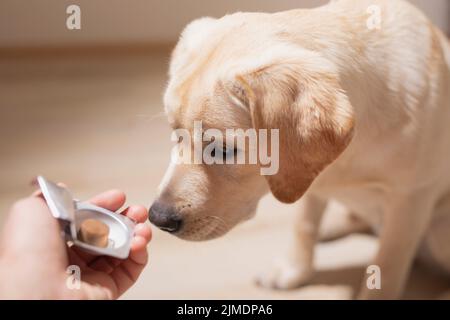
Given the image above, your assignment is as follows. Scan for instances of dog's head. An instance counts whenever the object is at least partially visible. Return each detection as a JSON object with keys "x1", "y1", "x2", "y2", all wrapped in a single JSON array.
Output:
[{"x1": 149, "y1": 15, "x2": 355, "y2": 241}]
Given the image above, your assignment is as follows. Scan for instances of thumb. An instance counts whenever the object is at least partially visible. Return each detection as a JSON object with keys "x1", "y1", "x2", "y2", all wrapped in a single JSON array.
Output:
[{"x1": 1, "y1": 197, "x2": 68, "y2": 270}]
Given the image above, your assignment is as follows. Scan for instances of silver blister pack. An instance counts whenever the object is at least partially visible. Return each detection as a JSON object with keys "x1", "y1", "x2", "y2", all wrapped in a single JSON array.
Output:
[{"x1": 37, "y1": 176, "x2": 134, "y2": 259}]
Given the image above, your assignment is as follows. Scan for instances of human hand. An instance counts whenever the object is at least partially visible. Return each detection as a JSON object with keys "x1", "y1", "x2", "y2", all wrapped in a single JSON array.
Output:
[{"x1": 0, "y1": 188, "x2": 151, "y2": 299}]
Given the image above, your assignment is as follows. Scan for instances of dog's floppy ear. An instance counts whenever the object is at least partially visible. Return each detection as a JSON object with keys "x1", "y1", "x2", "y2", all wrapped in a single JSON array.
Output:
[{"x1": 224, "y1": 53, "x2": 355, "y2": 203}]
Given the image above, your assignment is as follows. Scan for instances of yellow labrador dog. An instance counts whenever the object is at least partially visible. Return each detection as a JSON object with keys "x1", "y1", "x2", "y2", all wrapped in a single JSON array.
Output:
[{"x1": 149, "y1": 0, "x2": 450, "y2": 299}]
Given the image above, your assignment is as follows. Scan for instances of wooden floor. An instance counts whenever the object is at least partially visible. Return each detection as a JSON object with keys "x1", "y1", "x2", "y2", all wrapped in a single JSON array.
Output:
[{"x1": 0, "y1": 49, "x2": 449, "y2": 299}]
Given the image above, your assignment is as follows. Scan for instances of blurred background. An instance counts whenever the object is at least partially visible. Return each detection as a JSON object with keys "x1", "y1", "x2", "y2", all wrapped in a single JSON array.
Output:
[{"x1": 0, "y1": 0, "x2": 449, "y2": 299}]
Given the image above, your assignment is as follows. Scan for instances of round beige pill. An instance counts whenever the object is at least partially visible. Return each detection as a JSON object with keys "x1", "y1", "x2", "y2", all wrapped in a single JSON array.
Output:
[{"x1": 78, "y1": 219, "x2": 110, "y2": 248}]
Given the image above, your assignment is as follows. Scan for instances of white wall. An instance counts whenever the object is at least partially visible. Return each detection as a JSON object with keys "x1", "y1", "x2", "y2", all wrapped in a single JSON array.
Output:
[{"x1": 0, "y1": 0, "x2": 448, "y2": 48}]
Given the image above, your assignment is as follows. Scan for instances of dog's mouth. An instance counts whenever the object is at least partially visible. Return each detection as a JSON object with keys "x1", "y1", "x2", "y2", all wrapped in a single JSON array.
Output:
[{"x1": 173, "y1": 215, "x2": 231, "y2": 241}]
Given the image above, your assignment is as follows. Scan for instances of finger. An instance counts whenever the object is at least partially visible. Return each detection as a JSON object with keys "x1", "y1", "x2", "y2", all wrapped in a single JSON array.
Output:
[
  {"x1": 67, "y1": 245, "x2": 88, "y2": 268},
  {"x1": 118, "y1": 236, "x2": 149, "y2": 282},
  {"x1": 78, "y1": 282, "x2": 114, "y2": 300},
  {"x1": 88, "y1": 257, "x2": 115, "y2": 274},
  {"x1": 134, "y1": 223, "x2": 152, "y2": 242},
  {"x1": 70, "y1": 246, "x2": 97, "y2": 265},
  {"x1": 95, "y1": 257, "x2": 122, "y2": 270},
  {"x1": 109, "y1": 266, "x2": 134, "y2": 297},
  {"x1": 120, "y1": 205, "x2": 147, "y2": 223},
  {"x1": 105, "y1": 256, "x2": 121, "y2": 268},
  {"x1": 109, "y1": 236, "x2": 148, "y2": 297},
  {"x1": 129, "y1": 236, "x2": 149, "y2": 265},
  {"x1": 31, "y1": 189, "x2": 43, "y2": 197},
  {"x1": 89, "y1": 190, "x2": 126, "y2": 212}
]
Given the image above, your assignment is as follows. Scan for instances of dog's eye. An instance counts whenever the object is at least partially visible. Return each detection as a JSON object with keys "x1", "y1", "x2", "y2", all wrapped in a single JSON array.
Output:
[
  {"x1": 210, "y1": 148, "x2": 227, "y2": 158},
  {"x1": 223, "y1": 147, "x2": 239, "y2": 160},
  {"x1": 210, "y1": 147, "x2": 238, "y2": 161}
]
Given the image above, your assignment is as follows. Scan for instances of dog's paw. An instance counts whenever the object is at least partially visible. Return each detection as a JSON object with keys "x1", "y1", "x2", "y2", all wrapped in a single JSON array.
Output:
[{"x1": 255, "y1": 260, "x2": 313, "y2": 290}]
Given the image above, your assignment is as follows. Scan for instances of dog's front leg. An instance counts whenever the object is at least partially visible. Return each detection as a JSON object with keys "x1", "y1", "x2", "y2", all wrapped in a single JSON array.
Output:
[
  {"x1": 357, "y1": 194, "x2": 434, "y2": 299},
  {"x1": 256, "y1": 194, "x2": 326, "y2": 289}
]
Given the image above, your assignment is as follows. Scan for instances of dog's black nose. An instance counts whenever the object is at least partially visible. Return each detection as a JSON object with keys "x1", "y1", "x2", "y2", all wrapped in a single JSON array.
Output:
[{"x1": 149, "y1": 201, "x2": 182, "y2": 233}]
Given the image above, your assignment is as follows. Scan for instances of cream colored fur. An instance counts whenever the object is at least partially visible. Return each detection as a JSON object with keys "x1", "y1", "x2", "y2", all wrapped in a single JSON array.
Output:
[{"x1": 156, "y1": 0, "x2": 450, "y2": 299}]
